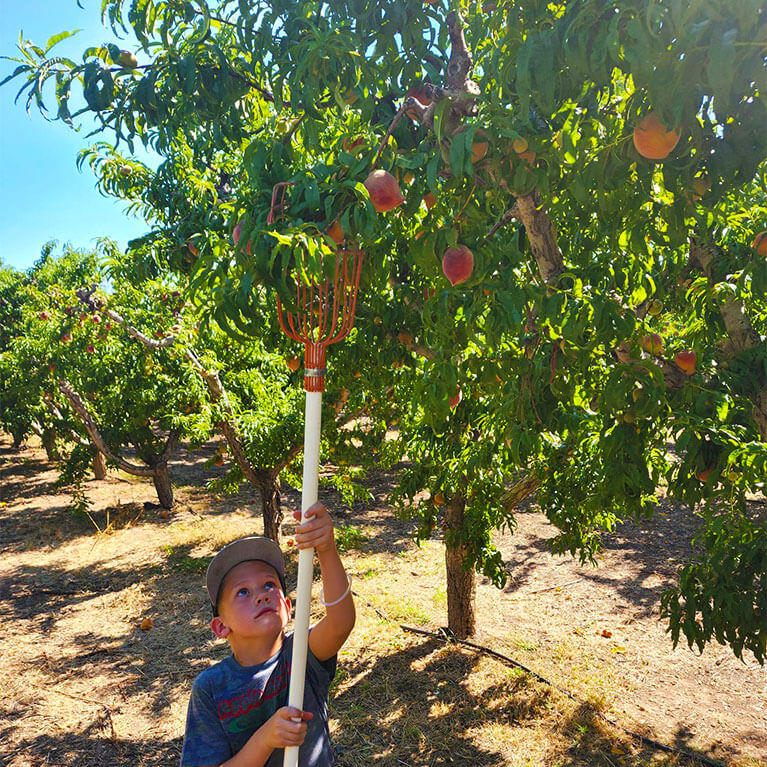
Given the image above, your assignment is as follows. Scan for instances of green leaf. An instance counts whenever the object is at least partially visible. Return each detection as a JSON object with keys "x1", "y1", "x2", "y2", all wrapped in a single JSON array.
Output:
[
  {"x1": 752, "y1": 259, "x2": 767, "y2": 298},
  {"x1": 432, "y1": 98, "x2": 450, "y2": 144},
  {"x1": 706, "y1": 43, "x2": 734, "y2": 107},
  {"x1": 45, "y1": 30, "x2": 81, "y2": 53},
  {"x1": 426, "y1": 153, "x2": 439, "y2": 194},
  {"x1": 516, "y1": 39, "x2": 532, "y2": 118},
  {"x1": 449, "y1": 128, "x2": 466, "y2": 178}
]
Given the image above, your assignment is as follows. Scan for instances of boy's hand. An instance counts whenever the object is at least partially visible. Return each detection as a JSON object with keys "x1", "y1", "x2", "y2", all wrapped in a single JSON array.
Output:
[
  {"x1": 293, "y1": 502, "x2": 336, "y2": 553},
  {"x1": 262, "y1": 706, "x2": 313, "y2": 750}
]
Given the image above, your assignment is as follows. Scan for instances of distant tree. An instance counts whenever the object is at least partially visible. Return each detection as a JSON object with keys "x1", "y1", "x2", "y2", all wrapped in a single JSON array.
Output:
[{"x1": 0, "y1": 258, "x2": 35, "y2": 447}]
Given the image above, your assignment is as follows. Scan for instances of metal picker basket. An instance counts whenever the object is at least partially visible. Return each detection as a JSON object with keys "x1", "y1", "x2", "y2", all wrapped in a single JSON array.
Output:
[
  {"x1": 270, "y1": 181, "x2": 364, "y2": 392},
  {"x1": 276, "y1": 250, "x2": 363, "y2": 392}
]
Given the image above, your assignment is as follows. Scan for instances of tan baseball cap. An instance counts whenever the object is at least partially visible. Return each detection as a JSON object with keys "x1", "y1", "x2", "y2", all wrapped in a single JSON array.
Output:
[{"x1": 206, "y1": 536, "x2": 286, "y2": 611}]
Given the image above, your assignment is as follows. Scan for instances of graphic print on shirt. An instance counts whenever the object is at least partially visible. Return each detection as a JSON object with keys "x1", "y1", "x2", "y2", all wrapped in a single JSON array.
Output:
[{"x1": 218, "y1": 663, "x2": 290, "y2": 734}]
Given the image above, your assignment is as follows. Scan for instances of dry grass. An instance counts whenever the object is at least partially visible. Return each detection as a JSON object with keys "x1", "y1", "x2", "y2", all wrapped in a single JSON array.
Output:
[{"x1": 0, "y1": 437, "x2": 763, "y2": 767}]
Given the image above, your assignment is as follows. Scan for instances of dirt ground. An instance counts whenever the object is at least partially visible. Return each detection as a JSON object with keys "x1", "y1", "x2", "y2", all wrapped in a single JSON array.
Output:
[{"x1": 0, "y1": 434, "x2": 764, "y2": 767}]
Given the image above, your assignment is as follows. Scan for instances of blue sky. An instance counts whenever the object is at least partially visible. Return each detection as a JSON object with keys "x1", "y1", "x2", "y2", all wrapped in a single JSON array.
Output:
[{"x1": 0, "y1": 0, "x2": 153, "y2": 272}]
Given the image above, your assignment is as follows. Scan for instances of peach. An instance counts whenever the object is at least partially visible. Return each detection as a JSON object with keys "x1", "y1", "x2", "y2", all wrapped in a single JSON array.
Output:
[
  {"x1": 442, "y1": 245, "x2": 474, "y2": 286},
  {"x1": 674, "y1": 349, "x2": 696, "y2": 375},
  {"x1": 326, "y1": 219, "x2": 345, "y2": 245},
  {"x1": 364, "y1": 170, "x2": 405, "y2": 213},
  {"x1": 752, "y1": 231, "x2": 767, "y2": 256},
  {"x1": 233, "y1": 219, "x2": 252, "y2": 255},
  {"x1": 633, "y1": 112, "x2": 681, "y2": 160},
  {"x1": 639, "y1": 333, "x2": 663, "y2": 355}
]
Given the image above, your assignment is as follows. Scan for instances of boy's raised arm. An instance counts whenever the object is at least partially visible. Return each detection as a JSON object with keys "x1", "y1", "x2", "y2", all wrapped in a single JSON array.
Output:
[{"x1": 293, "y1": 503, "x2": 356, "y2": 662}]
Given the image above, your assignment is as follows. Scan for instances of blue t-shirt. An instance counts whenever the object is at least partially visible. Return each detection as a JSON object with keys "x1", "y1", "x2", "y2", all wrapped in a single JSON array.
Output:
[{"x1": 180, "y1": 632, "x2": 336, "y2": 766}]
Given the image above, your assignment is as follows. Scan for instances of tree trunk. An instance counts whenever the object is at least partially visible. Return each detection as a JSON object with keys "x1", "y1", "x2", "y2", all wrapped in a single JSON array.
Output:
[
  {"x1": 152, "y1": 464, "x2": 174, "y2": 509},
  {"x1": 444, "y1": 492, "x2": 476, "y2": 639},
  {"x1": 41, "y1": 429, "x2": 58, "y2": 462},
  {"x1": 92, "y1": 450, "x2": 107, "y2": 480},
  {"x1": 261, "y1": 473, "x2": 284, "y2": 542},
  {"x1": 11, "y1": 429, "x2": 25, "y2": 449}
]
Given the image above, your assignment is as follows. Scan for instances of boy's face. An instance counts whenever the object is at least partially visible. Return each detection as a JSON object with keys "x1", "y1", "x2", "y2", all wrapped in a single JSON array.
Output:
[{"x1": 211, "y1": 560, "x2": 290, "y2": 643}]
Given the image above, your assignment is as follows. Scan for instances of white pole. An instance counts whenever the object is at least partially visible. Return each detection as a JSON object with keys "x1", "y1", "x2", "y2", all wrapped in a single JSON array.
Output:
[{"x1": 284, "y1": 389, "x2": 322, "y2": 767}]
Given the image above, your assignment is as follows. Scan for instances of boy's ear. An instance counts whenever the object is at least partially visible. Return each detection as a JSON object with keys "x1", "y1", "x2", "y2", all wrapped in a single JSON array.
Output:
[{"x1": 210, "y1": 616, "x2": 231, "y2": 638}]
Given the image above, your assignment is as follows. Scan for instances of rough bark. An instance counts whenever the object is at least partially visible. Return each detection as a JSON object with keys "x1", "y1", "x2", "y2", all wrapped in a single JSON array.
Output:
[
  {"x1": 41, "y1": 428, "x2": 58, "y2": 462},
  {"x1": 444, "y1": 492, "x2": 476, "y2": 639},
  {"x1": 444, "y1": 11, "x2": 478, "y2": 97},
  {"x1": 501, "y1": 472, "x2": 540, "y2": 512},
  {"x1": 92, "y1": 450, "x2": 107, "y2": 480},
  {"x1": 260, "y1": 472, "x2": 284, "y2": 542},
  {"x1": 152, "y1": 464, "x2": 174, "y2": 509},
  {"x1": 514, "y1": 191, "x2": 564, "y2": 284}
]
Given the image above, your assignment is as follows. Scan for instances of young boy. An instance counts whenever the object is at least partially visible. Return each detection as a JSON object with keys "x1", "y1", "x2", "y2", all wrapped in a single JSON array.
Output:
[{"x1": 181, "y1": 502, "x2": 355, "y2": 767}]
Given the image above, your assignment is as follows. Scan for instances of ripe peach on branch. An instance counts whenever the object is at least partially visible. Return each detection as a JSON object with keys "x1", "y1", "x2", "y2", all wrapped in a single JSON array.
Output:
[
  {"x1": 364, "y1": 170, "x2": 405, "y2": 213},
  {"x1": 233, "y1": 219, "x2": 252, "y2": 255},
  {"x1": 326, "y1": 219, "x2": 345, "y2": 245},
  {"x1": 674, "y1": 350, "x2": 697, "y2": 375},
  {"x1": 639, "y1": 333, "x2": 663, "y2": 355},
  {"x1": 404, "y1": 85, "x2": 432, "y2": 120},
  {"x1": 342, "y1": 136, "x2": 365, "y2": 154},
  {"x1": 452, "y1": 125, "x2": 489, "y2": 163},
  {"x1": 632, "y1": 112, "x2": 681, "y2": 160},
  {"x1": 510, "y1": 136, "x2": 536, "y2": 167},
  {"x1": 695, "y1": 466, "x2": 713, "y2": 482},
  {"x1": 442, "y1": 245, "x2": 474, "y2": 286}
]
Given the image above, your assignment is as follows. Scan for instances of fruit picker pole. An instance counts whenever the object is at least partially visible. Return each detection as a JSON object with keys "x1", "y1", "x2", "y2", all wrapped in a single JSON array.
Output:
[{"x1": 272, "y1": 186, "x2": 363, "y2": 767}]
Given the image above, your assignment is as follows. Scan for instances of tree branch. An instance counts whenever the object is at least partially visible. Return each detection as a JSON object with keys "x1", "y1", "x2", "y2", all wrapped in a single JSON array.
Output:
[
  {"x1": 445, "y1": 11, "x2": 477, "y2": 95},
  {"x1": 500, "y1": 472, "x2": 540, "y2": 512},
  {"x1": 98, "y1": 303, "x2": 281, "y2": 487},
  {"x1": 58, "y1": 380, "x2": 155, "y2": 477},
  {"x1": 43, "y1": 397, "x2": 90, "y2": 447},
  {"x1": 514, "y1": 191, "x2": 564, "y2": 284},
  {"x1": 690, "y1": 235, "x2": 767, "y2": 439},
  {"x1": 103, "y1": 308, "x2": 177, "y2": 349},
  {"x1": 158, "y1": 427, "x2": 182, "y2": 464},
  {"x1": 372, "y1": 106, "x2": 407, "y2": 167},
  {"x1": 483, "y1": 203, "x2": 520, "y2": 242}
]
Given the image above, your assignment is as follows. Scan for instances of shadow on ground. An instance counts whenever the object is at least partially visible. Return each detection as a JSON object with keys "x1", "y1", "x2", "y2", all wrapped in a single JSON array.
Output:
[
  {"x1": 498, "y1": 497, "x2": 712, "y2": 619},
  {"x1": 329, "y1": 633, "x2": 719, "y2": 767},
  {"x1": 3, "y1": 732, "x2": 182, "y2": 767}
]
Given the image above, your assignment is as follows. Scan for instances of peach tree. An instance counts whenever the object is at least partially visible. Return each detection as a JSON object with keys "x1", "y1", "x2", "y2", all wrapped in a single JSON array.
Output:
[
  {"x1": 5, "y1": 0, "x2": 766, "y2": 661},
  {"x1": 0, "y1": 258, "x2": 38, "y2": 449},
  {"x1": 3, "y1": 244, "x2": 215, "y2": 508}
]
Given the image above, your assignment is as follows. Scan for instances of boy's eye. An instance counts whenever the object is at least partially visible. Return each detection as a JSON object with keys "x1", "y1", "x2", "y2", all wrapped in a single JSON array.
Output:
[
  {"x1": 264, "y1": 582, "x2": 276, "y2": 591},
  {"x1": 236, "y1": 587, "x2": 249, "y2": 597}
]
